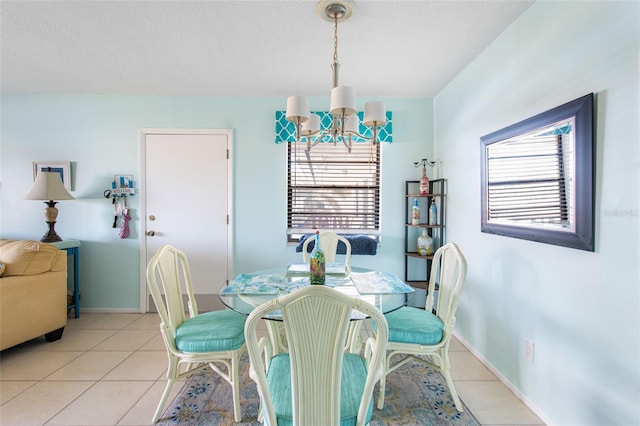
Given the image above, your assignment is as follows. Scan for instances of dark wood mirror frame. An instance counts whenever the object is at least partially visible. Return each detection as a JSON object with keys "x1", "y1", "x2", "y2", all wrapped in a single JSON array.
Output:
[{"x1": 480, "y1": 93, "x2": 595, "y2": 251}]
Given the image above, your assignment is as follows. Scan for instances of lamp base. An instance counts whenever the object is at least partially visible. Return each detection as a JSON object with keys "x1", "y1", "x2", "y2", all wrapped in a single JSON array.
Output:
[{"x1": 41, "y1": 221, "x2": 62, "y2": 243}]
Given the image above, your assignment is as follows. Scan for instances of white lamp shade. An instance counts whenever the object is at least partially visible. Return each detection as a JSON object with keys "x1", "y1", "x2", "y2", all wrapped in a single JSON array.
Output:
[
  {"x1": 344, "y1": 113, "x2": 360, "y2": 133},
  {"x1": 330, "y1": 86, "x2": 356, "y2": 117},
  {"x1": 301, "y1": 113, "x2": 321, "y2": 136},
  {"x1": 285, "y1": 96, "x2": 310, "y2": 123},
  {"x1": 363, "y1": 101, "x2": 386, "y2": 126},
  {"x1": 25, "y1": 172, "x2": 74, "y2": 201}
]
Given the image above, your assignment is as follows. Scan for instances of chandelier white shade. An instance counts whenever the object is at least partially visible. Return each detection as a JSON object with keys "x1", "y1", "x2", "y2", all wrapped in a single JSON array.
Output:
[
  {"x1": 329, "y1": 86, "x2": 356, "y2": 116},
  {"x1": 284, "y1": 0, "x2": 386, "y2": 153},
  {"x1": 363, "y1": 101, "x2": 386, "y2": 126},
  {"x1": 285, "y1": 96, "x2": 310, "y2": 123}
]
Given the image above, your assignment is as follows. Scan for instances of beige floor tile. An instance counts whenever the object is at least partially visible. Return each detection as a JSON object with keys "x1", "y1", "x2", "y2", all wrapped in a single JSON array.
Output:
[
  {"x1": 83, "y1": 313, "x2": 144, "y2": 330},
  {"x1": 41, "y1": 329, "x2": 116, "y2": 351},
  {"x1": 449, "y1": 350, "x2": 498, "y2": 381},
  {"x1": 45, "y1": 351, "x2": 132, "y2": 381},
  {"x1": 0, "y1": 381, "x2": 36, "y2": 405},
  {"x1": 139, "y1": 333, "x2": 165, "y2": 351},
  {"x1": 118, "y1": 380, "x2": 184, "y2": 425},
  {"x1": 104, "y1": 351, "x2": 168, "y2": 381},
  {"x1": 0, "y1": 381, "x2": 93, "y2": 426},
  {"x1": 47, "y1": 381, "x2": 153, "y2": 426},
  {"x1": 92, "y1": 329, "x2": 158, "y2": 351},
  {"x1": 456, "y1": 380, "x2": 545, "y2": 425},
  {"x1": 449, "y1": 336, "x2": 467, "y2": 352},
  {"x1": 64, "y1": 313, "x2": 109, "y2": 330},
  {"x1": 0, "y1": 351, "x2": 83, "y2": 381},
  {"x1": 125, "y1": 313, "x2": 161, "y2": 330}
]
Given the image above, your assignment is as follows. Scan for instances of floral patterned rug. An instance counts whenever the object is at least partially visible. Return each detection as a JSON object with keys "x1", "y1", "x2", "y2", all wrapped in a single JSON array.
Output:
[{"x1": 158, "y1": 354, "x2": 480, "y2": 425}]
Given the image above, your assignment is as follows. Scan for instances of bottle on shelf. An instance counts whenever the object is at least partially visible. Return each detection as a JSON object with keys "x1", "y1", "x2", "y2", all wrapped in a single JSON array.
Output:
[
  {"x1": 417, "y1": 229, "x2": 434, "y2": 256},
  {"x1": 412, "y1": 199, "x2": 420, "y2": 225},
  {"x1": 429, "y1": 197, "x2": 438, "y2": 225},
  {"x1": 309, "y1": 231, "x2": 325, "y2": 285},
  {"x1": 419, "y1": 165, "x2": 429, "y2": 195}
]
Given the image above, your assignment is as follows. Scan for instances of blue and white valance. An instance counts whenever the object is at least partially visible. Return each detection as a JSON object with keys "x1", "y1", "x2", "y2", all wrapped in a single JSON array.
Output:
[{"x1": 275, "y1": 111, "x2": 393, "y2": 144}]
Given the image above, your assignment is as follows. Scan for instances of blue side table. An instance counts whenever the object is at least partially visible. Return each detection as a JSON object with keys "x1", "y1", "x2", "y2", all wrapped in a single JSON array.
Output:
[{"x1": 50, "y1": 239, "x2": 81, "y2": 318}]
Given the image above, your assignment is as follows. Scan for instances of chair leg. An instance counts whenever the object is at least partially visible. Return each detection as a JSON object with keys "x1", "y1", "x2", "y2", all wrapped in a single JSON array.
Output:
[
  {"x1": 231, "y1": 350, "x2": 242, "y2": 422},
  {"x1": 441, "y1": 368, "x2": 463, "y2": 412},
  {"x1": 152, "y1": 355, "x2": 179, "y2": 423},
  {"x1": 153, "y1": 377, "x2": 176, "y2": 423},
  {"x1": 440, "y1": 349, "x2": 463, "y2": 412},
  {"x1": 376, "y1": 354, "x2": 390, "y2": 409}
]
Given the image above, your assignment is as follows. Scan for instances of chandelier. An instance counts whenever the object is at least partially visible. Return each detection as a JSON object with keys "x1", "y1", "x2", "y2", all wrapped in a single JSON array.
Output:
[{"x1": 285, "y1": 0, "x2": 386, "y2": 153}]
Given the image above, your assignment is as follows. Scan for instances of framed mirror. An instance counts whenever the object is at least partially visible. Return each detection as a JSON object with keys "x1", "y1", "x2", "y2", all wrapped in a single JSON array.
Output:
[{"x1": 480, "y1": 93, "x2": 594, "y2": 251}]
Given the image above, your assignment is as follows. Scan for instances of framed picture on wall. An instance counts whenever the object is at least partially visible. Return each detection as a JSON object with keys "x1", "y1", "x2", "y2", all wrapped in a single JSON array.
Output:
[{"x1": 33, "y1": 161, "x2": 71, "y2": 190}]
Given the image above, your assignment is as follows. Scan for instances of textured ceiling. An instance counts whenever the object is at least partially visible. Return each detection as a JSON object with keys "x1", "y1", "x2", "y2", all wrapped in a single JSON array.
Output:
[{"x1": 1, "y1": 0, "x2": 533, "y2": 98}]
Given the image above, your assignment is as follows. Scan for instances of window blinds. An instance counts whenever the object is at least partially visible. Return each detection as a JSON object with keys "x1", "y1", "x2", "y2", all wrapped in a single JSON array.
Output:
[{"x1": 287, "y1": 141, "x2": 380, "y2": 240}]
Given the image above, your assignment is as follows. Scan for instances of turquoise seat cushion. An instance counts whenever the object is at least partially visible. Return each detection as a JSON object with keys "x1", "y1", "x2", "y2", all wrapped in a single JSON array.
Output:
[
  {"x1": 384, "y1": 306, "x2": 444, "y2": 345},
  {"x1": 175, "y1": 309, "x2": 246, "y2": 353},
  {"x1": 266, "y1": 353, "x2": 373, "y2": 426}
]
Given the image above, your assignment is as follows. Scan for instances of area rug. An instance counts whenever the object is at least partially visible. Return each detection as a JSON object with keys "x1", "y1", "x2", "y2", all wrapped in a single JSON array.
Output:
[{"x1": 158, "y1": 354, "x2": 480, "y2": 425}]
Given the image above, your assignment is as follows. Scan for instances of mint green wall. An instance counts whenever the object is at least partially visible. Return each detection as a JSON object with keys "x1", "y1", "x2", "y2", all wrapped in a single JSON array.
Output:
[
  {"x1": 1, "y1": 96, "x2": 433, "y2": 310},
  {"x1": 434, "y1": 2, "x2": 639, "y2": 425}
]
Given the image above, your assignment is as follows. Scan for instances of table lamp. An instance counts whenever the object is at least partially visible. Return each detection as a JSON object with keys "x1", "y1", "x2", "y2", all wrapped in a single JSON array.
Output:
[{"x1": 25, "y1": 169, "x2": 74, "y2": 242}]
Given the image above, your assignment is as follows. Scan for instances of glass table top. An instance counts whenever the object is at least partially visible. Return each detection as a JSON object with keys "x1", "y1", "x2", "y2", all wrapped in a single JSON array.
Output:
[{"x1": 219, "y1": 265, "x2": 415, "y2": 320}]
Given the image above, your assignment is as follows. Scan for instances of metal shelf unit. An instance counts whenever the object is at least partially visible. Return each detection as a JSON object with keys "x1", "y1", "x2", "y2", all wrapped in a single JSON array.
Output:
[{"x1": 404, "y1": 179, "x2": 446, "y2": 290}]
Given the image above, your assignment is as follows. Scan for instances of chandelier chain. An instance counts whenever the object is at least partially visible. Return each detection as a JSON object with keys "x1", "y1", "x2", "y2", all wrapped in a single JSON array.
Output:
[
  {"x1": 333, "y1": 13, "x2": 339, "y2": 66},
  {"x1": 285, "y1": 1, "x2": 386, "y2": 154}
]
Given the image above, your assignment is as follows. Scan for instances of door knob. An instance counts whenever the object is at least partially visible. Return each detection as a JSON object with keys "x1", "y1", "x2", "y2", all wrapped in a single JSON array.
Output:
[{"x1": 146, "y1": 230, "x2": 156, "y2": 236}]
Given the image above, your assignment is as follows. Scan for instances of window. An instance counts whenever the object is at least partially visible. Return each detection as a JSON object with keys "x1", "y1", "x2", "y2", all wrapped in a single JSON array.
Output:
[{"x1": 287, "y1": 141, "x2": 380, "y2": 242}]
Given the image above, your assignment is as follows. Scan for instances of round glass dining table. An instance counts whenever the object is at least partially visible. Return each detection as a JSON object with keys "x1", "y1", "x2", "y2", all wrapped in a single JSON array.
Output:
[
  {"x1": 219, "y1": 265, "x2": 414, "y2": 354},
  {"x1": 219, "y1": 265, "x2": 414, "y2": 321}
]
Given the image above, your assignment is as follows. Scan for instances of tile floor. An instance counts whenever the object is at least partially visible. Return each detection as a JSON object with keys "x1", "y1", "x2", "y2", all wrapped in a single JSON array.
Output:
[{"x1": 0, "y1": 313, "x2": 544, "y2": 425}]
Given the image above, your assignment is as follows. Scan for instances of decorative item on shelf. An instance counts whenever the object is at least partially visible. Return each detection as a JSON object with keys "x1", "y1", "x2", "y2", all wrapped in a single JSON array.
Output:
[
  {"x1": 25, "y1": 168, "x2": 75, "y2": 242},
  {"x1": 284, "y1": 0, "x2": 386, "y2": 153},
  {"x1": 417, "y1": 229, "x2": 434, "y2": 256},
  {"x1": 412, "y1": 199, "x2": 420, "y2": 225},
  {"x1": 414, "y1": 158, "x2": 436, "y2": 195},
  {"x1": 429, "y1": 197, "x2": 438, "y2": 225},
  {"x1": 309, "y1": 231, "x2": 326, "y2": 285}
]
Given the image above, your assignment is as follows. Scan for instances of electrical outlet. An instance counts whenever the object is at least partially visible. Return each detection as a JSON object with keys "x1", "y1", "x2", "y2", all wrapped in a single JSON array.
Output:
[{"x1": 523, "y1": 339, "x2": 534, "y2": 364}]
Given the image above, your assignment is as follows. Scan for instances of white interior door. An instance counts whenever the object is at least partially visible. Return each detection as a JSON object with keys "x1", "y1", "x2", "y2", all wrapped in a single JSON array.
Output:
[{"x1": 139, "y1": 129, "x2": 233, "y2": 312}]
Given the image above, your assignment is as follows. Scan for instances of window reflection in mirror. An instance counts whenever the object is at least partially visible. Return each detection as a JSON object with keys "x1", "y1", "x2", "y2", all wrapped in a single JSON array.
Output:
[
  {"x1": 481, "y1": 94, "x2": 594, "y2": 251},
  {"x1": 486, "y1": 117, "x2": 575, "y2": 229}
]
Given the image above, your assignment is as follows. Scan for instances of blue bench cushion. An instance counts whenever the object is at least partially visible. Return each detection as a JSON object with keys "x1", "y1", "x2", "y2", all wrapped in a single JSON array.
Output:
[
  {"x1": 384, "y1": 306, "x2": 444, "y2": 346},
  {"x1": 296, "y1": 234, "x2": 378, "y2": 256},
  {"x1": 175, "y1": 309, "x2": 246, "y2": 352},
  {"x1": 266, "y1": 353, "x2": 373, "y2": 426}
]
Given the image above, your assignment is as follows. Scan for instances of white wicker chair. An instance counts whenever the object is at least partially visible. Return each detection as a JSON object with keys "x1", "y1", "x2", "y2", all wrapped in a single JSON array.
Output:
[
  {"x1": 146, "y1": 245, "x2": 246, "y2": 423},
  {"x1": 302, "y1": 231, "x2": 352, "y2": 273},
  {"x1": 377, "y1": 242, "x2": 468, "y2": 412},
  {"x1": 245, "y1": 285, "x2": 388, "y2": 426}
]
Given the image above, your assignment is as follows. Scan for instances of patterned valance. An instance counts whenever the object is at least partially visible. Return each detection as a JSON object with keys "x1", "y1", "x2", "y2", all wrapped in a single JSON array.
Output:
[{"x1": 275, "y1": 111, "x2": 393, "y2": 143}]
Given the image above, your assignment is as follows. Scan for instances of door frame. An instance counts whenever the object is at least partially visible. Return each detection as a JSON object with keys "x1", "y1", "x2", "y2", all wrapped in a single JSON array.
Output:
[{"x1": 138, "y1": 128, "x2": 234, "y2": 313}]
